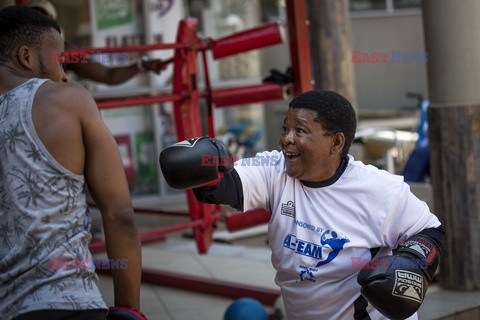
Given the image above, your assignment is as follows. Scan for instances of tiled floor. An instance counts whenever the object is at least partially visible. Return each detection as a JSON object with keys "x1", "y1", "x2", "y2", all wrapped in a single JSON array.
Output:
[
  {"x1": 97, "y1": 273, "x2": 236, "y2": 320},
  {"x1": 418, "y1": 286, "x2": 480, "y2": 320},
  {"x1": 95, "y1": 235, "x2": 278, "y2": 320}
]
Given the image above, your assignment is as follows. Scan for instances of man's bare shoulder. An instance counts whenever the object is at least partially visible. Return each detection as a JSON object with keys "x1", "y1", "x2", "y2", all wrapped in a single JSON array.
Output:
[{"x1": 37, "y1": 80, "x2": 98, "y2": 113}]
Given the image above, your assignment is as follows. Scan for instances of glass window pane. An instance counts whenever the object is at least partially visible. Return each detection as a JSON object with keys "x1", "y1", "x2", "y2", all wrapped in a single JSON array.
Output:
[
  {"x1": 350, "y1": 0, "x2": 386, "y2": 11},
  {"x1": 393, "y1": 0, "x2": 421, "y2": 9}
]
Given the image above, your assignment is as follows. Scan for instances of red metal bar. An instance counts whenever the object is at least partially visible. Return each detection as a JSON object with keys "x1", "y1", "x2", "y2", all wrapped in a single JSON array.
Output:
[
  {"x1": 96, "y1": 94, "x2": 184, "y2": 110},
  {"x1": 201, "y1": 50, "x2": 215, "y2": 137},
  {"x1": 131, "y1": 207, "x2": 189, "y2": 217},
  {"x1": 200, "y1": 48, "x2": 221, "y2": 229},
  {"x1": 225, "y1": 209, "x2": 271, "y2": 232},
  {"x1": 95, "y1": 83, "x2": 284, "y2": 110},
  {"x1": 210, "y1": 23, "x2": 283, "y2": 59},
  {"x1": 286, "y1": 0, "x2": 313, "y2": 95},
  {"x1": 64, "y1": 43, "x2": 190, "y2": 56},
  {"x1": 138, "y1": 218, "x2": 216, "y2": 242},
  {"x1": 96, "y1": 267, "x2": 280, "y2": 306},
  {"x1": 88, "y1": 202, "x2": 190, "y2": 217},
  {"x1": 212, "y1": 83, "x2": 285, "y2": 108},
  {"x1": 89, "y1": 217, "x2": 221, "y2": 254}
]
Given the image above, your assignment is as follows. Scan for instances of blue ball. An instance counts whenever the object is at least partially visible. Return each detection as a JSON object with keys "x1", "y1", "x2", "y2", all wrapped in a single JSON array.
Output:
[{"x1": 224, "y1": 298, "x2": 268, "y2": 320}]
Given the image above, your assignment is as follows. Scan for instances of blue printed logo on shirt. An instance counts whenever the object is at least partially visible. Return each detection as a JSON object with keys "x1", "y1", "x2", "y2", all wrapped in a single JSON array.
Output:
[{"x1": 283, "y1": 229, "x2": 350, "y2": 267}]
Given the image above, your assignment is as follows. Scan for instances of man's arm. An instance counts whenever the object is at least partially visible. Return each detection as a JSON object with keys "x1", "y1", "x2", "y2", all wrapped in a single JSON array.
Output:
[
  {"x1": 78, "y1": 86, "x2": 142, "y2": 309},
  {"x1": 67, "y1": 58, "x2": 166, "y2": 85}
]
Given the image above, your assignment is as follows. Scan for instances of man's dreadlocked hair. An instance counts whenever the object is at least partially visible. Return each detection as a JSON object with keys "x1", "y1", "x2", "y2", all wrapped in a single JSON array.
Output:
[
  {"x1": 289, "y1": 90, "x2": 357, "y2": 157},
  {"x1": 0, "y1": 5, "x2": 60, "y2": 65}
]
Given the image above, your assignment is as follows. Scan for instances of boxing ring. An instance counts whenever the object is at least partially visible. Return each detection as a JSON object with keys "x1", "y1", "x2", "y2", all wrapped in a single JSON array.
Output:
[{"x1": 70, "y1": 0, "x2": 312, "y2": 308}]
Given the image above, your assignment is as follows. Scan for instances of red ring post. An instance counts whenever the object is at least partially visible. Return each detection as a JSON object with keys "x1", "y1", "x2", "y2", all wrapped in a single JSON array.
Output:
[
  {"x1": 172, "y1": 18, "x2": 217, "y2": 254},
  {"x1": 210, "y1": 22, "x2": 283, "y2": 59}
]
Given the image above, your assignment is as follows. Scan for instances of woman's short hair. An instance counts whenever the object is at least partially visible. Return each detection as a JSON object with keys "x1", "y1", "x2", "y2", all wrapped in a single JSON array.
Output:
[{"x1": 289, "y1": 90, "x2": 357, "y2": 157}]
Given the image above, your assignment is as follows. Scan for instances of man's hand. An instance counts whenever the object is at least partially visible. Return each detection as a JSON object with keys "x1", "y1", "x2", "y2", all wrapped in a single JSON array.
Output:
[{"x1": 141, "y1": 57, "x2": 173, "y2": 74}]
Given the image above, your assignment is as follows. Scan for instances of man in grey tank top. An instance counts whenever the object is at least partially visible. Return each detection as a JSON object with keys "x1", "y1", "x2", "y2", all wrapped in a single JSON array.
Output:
[{"x1": 0, "y1": 6, "x2": 147, "y2": 320}]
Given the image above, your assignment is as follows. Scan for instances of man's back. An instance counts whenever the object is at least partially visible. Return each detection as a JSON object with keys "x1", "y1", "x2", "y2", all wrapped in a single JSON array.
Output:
[
  {"x1": 0, "y1": 78, "x2": 106, "y2": 319},
  {"x1": 0, "y1": 6, "x2": 144, "y2": 318},
  {"x1": 32, "y1": 80, "x2": 97, "y2": 174}
]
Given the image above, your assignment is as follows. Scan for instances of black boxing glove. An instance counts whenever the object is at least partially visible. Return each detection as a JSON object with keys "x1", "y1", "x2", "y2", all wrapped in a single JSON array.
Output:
[
  {"x1": 357, "y1": 230, "x2": 442, "y2": 320},
  {"x1": 106, "y1": 306, "x2": 148, "y2": 320},
  {"x1": 159, "y1": 137, "x2": 234, "y2": 189}
]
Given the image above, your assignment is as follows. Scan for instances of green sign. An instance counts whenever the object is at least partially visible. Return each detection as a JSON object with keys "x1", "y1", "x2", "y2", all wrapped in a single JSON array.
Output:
[
  {"x1": 94, "y1": 0, "x2": 133, "y2": 30},
  {"x1": 134, "y1": 131, "x2": 157, "y2": 185}
]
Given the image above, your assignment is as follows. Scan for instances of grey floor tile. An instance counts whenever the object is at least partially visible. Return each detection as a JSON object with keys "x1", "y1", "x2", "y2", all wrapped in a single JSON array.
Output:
[
  {"x1": 196, "y1": 255, "x2": 277, "y2": 288},
  {"x1": 418, "y1": 285, "x2": 480, "y2": 320},
  {"x1": 153, "y1": 286, "x2": 233, "y2": 320},
  {"x1": 142, "y1": 248, "x2": 211, "y2": 277}
]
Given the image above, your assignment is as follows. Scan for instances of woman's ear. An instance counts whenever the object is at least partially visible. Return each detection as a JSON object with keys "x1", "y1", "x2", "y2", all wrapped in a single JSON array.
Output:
[
  {"x1": 331, "y1": 132, "x2": 345, "y2": 154},
  {"x1": 16, "y1": 45, "x2": 35, "y2": 70}
]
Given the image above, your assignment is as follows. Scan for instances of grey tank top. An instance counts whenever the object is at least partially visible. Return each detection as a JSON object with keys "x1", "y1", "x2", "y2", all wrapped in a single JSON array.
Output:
[{"x1": 0, "y1": 79, "x2": 106, "y2": 319}]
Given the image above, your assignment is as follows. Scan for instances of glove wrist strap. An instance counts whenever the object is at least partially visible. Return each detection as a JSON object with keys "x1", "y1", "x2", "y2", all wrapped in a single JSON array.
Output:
[
  {"x1": 398, "y1": 234, "x2": 440, "y2": 281},
  {"x1": 107, "y1": 306, "x2": 148, "y2": 320}
]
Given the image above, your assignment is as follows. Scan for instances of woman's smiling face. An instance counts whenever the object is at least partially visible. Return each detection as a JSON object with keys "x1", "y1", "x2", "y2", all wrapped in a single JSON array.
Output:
[{"x1": 279, "y1": 108, "x2": 344, "y2": 182}]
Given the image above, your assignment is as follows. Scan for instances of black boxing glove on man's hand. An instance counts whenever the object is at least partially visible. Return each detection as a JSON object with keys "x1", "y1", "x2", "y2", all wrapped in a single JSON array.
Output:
[
  {"x1": 106, "y1": 306, "x2": 148, "y2": 320},
  {"x1": 357, "y1": 231, "x2": 442, "y2": 320},
  {"x1": 159, "y1": 137, "x2": 234, "y2": 189}
]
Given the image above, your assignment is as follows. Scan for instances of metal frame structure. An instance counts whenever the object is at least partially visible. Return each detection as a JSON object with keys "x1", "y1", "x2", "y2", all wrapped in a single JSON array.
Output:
[{"x1": 85, "y1": 20, "x2": 286, "y2": 254}]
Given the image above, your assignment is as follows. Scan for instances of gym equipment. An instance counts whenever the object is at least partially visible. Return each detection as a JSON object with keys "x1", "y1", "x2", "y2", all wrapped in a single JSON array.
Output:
[{"x1": 67, "y1": 0, "x2": 312, "y2": 309}]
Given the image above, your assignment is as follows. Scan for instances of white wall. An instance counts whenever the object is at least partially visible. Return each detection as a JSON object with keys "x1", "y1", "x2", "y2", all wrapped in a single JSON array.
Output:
[{"x1": 351, "y1": 10, "x2": 428, "y2": 110}]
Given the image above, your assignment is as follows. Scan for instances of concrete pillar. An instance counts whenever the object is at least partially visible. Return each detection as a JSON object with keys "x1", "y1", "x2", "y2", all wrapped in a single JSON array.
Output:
[
  {"x1": 422, "y1": 0, "x2": 480, "y2": 290},
  {"x1": 306, "y1": 0, "x2": 357, "y2": 107}
]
